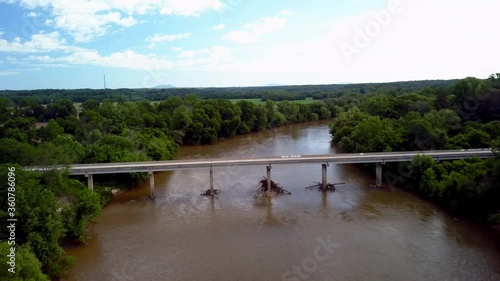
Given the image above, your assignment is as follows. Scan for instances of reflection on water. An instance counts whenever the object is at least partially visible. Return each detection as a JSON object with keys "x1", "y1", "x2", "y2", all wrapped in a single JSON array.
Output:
[{"x1": 66, "y1": 120, "x2": 500, "y2": 281}]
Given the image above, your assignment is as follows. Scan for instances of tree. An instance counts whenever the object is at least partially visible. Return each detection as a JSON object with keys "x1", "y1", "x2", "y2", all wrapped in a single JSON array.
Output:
[
  {"x1": 434, "y1": 88, "x2": 450, "y2": 110},
  {"x1": 0, "y1": 242, "x2": 49, "y2": 281},
  {"x1": 0, "y1": 139, "x2": 38, "y2": 165},
  {"x1": 329, "y1": 107, "x2": 368, "y2": 148},
  {"x1": 39, "y1": 120, "x2": 64, "y2": 142},
  {"x1": 3, "y1": 117, "x2": 36, "y2": 143},
  {"x1": 0, "y1": 166, "x2": 75, "y2": 277},
  {"x1": 236, "y1": 100, "x2": 257, "y2": 134},
  {"x1": 0, "y1": 96, "x2": 12, "y2": 124},
  {"x1": 136, "y1": 129, "x2": 179, "y2": 161},
  {"x1": 45, "y1": 99, "x2": 76, "y2": 120},
  {"x1": 81, "y1": 99, "x2": 100, "y2": 111},
  {"x1": 253, "y1": 105, "x2": 268, "y2": 131},
  {"x1": 351, "y1": 116, "x2": 403, "y2": 152},
  {"x1": 51, "y1": 134, "x2": 85, "y2": 163}
]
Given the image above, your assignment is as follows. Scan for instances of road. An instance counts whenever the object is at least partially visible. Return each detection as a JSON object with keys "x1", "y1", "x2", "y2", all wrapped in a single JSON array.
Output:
[{"x1": 25, "y1": 148, "x2": 495, "y2": 175}]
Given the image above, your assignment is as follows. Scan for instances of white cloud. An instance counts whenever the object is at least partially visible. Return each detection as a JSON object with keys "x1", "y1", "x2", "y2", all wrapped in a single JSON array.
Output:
[
  {"x1": 278, "y1": 10, "x2": 295, "y2": 16},
  {"x1": 145, "y1": 32, "x2": 191, "y2": 43},
  {"x1": 26, "y1": 11, "x2": 39, "y2": 17},
  {"x1": 0, "y1": 71, "x2": 21, "y2": 76},
  {"x1": 212, "y1": 23, "x2": 225, "y2": 30},
  {"x1": 9, "y1": 0, "x2": 222, "y2": 42},
  {"x1": 213, "y1": 0, "x2": 500, "y2": 83},
  {"x1": 175, "y1": 45, "x2": 231, "y2": 69},
  {"x1": 178, "y1": 50, "x2": 195, "y2": 59},
  {"x1": 157, "y1": 0, "x2": 223, "y2": 16},
  {"x1": 0, "y1": 31, "x2": 68, "y2": 53},
  {"x1": 45, "y1": 10, "x2": 138, "y2": 42},
  {"x1": 222, "y1": 11, "x2": 292, "y2": 44},
  {"x1": 26, "y1": 48, "x2": 173, "y2": 70}
]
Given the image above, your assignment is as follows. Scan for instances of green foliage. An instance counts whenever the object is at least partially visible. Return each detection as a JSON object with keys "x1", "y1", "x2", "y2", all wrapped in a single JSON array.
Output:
[
  {"x1": 136, "y1": 129, "x2": 179, "y2": 161},
  {"x1": 0, "y1": 139, "x2": 38, "y2": 165},
  {"x1": 0, "y1": 242, "x2": 49, "y2": 281},
  {"x1": 38, "y1": 120, "x2": 64, "y2": 142},
  {"x1": 0, "y1": 166, "x2": 73, "y2": 277},
  {"x1": 329, "y1": 107, "x2": 368, "y2": 151},
  {"x1": 51, "y1": 134, "x2": 85, "y2": 163},
  {"x1": 0, "y1": 96, "x2": 12, "y2": 123},
  {"x1": 2, "y1": 117, "x2": 36, "y2": 143},
  {"x1": 61, "y1": 189, "x2": 101, "y2": 241},
  {"x1": 328, "y1": 75, "x2": 500, "y2": 222},
  {"x1": 0, "y1": 166, "x2": 105, "y2": 278},
  {"x1": 351, "y1": 116, "x2": 403, "y2": 152}
]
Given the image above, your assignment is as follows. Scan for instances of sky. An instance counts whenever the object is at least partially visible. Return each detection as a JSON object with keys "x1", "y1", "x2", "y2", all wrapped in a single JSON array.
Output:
[{"x1": 0, "y1": 0, "x2": 499, "y2": 90}]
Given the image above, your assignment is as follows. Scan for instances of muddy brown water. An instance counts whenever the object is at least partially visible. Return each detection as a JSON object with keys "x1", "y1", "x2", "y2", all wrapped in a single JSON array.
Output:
[{"x1": 65, "y1": 120, "x2": 500, "y2": 281}]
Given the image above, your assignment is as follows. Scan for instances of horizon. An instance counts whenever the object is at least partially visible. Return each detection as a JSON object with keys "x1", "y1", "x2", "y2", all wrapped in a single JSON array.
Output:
[
  {"x1": 0, "y1": 77, "x2": 465, "y2": 91},
  {"x1": 1, "y1": 0, "x2": 499, "y2": 90}
]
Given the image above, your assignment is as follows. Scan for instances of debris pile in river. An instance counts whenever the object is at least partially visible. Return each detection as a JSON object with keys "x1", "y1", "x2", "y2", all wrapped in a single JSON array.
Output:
[
  {"x1": 257, "y1": 177, "x2": 291, "y2": 195},
  {"x1": 305, "y1": 182, "x2": 345, "y2": 192},
  {"x1": 201, "y1": 189, "x2": 221, "y2": 198}
]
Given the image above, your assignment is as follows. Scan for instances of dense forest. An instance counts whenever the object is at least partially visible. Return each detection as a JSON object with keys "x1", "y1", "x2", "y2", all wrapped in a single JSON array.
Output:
[
  {"x1": 0, "y1": 79, "x2": 457, "y2": 104},
  {"x1": 0, "y1": 74, "x2": 498, "y2": 280},
  {"x1": 329, "y1": 74, "x2": 500, "y2": 223}
]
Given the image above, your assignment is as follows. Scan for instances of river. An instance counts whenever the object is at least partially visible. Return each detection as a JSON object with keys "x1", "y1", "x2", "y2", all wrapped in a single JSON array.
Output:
[{"x1": 65, "y1": 120, "x2": 500, "y2": 281}]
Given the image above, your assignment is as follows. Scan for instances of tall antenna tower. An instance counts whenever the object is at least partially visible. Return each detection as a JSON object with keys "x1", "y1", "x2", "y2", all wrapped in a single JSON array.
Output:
[{"x1": 103, "y1": 73, "x2": 107, "y2": 89}]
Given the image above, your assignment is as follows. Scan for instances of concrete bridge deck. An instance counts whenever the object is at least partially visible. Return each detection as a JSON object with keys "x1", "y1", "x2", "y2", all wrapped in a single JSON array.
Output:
[{"x1": 25, "y1": 148, "x2": 495, "y2": 198}]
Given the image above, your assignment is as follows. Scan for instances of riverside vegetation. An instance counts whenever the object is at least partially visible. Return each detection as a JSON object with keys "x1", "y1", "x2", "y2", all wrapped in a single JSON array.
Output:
[
  {"x1": 0, "y1": 76, "x2": 499, "y2": 280},
  {"x1": 329, "y1": 74, "x2": 500, "y2": 223}
]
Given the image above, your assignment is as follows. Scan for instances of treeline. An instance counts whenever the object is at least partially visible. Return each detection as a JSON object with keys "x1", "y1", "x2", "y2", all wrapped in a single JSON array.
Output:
[
  {"x1": 329, "y1": 74, "x2": 500, "y2": 222},
  {"x1": 0, "y1": 79, "x2": 457, "y2": 104}
]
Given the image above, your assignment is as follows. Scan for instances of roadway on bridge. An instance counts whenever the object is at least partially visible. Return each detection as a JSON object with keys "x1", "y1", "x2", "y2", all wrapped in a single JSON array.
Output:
[{"x1": 27, "y1": 148, "x2": 494, "y2": 175}]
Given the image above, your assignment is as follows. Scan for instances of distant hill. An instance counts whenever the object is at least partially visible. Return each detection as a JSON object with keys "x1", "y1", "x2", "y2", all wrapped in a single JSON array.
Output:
[
  {"x1": 153, "y1": 84, "x2": 176, "y2": 89},
  {"x1": 266, "y1": 83, "x2": 284, "y2": 87}
]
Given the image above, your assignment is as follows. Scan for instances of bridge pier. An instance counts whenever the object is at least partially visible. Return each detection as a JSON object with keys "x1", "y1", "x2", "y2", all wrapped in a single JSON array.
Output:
[
  {"x1": 86, "y1": 174, "x2": 94, "y2": 192},
  {"x1": 376, "y1": 163, "x2": 383, "y2": 187},
  {"x1": 266, "y1": 165, "x2": 271, "y2": 191},
  {"x1": 321, "y1": 163, "x2": 328, "y2": 189},
  {"x1": 149, "y1": 171, "x2": 155, "y2": 199},
  {"x1": 209, "y1": 166, "x2": 214, "y2": 196}
]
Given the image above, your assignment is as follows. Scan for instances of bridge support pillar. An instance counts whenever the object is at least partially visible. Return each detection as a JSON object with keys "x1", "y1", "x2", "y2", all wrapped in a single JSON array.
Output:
[
  {"x1": 86, "y1": 174, "x2": 94, "y2": 192},
  {"x1": 376, "y1": 163, "x2": 383, "y2": 187},
  {"x1": 149, "y1": 171, "x2": 155, "y2": 199},
  {"x1": 321, "y1": 164, "x2": 328, "y2": 189},
  {"x1": 266, "y1": 165, "x2": 271, "y2": 191},
  {"x1": 209, "y1": 166, "x2": 214, "y2": 196}
]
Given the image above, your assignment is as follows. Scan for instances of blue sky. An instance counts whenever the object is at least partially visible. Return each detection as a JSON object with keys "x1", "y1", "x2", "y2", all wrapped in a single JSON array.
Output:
[{"x1": 0, "y1": 0, "x2": 499, "y2": 90}]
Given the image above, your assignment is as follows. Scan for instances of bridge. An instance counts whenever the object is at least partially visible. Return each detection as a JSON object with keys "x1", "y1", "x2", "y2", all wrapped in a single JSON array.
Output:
[{"x1": 26, "y1": 148, "x2": 495, "y2": 198}]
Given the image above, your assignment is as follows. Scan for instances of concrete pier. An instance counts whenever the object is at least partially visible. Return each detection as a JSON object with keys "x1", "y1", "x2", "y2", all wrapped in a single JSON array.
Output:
[
  {"x1": 149, "y1": 171, "x2": 155, "y2": 198},
  {"x1": 321, "y1": 164, "x2": 328, "y2": 189},
  {"x1": 266, "y1": 165, "x2": 271, "y2": 191},
  {"x1": 86, "y1": 174, "x2": 94, "y2": 192},
  {"x1": 209, "y1": 166, "x2": 214, "y2": 196},
  {"x1": 376, "y1": 163, "x2": 383, "y2": 187}
]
